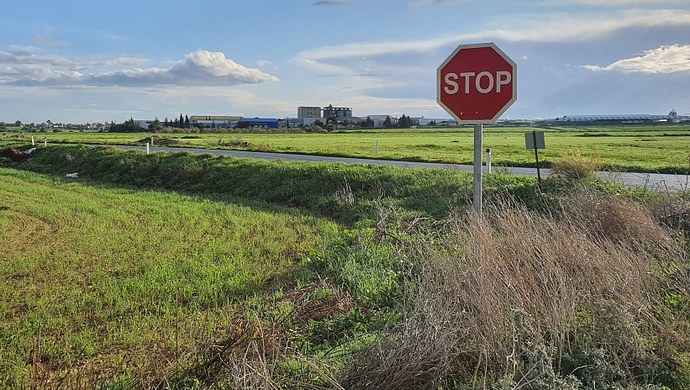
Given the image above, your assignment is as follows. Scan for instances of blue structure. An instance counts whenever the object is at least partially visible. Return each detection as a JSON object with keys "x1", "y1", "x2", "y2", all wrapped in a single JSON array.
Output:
[{"x1": 236, "y1": 117, "x2": 279, "y2": 129}]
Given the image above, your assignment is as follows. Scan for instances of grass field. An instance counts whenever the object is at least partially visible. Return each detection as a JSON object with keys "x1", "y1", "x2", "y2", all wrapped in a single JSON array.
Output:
[
  {"x1": 0, "y1": 168, "x2": 339, "y2": 387},
  {"x1": 1, "y1": 147, "x2": 689, "y2": 388},
  {"x1": 2, "y1": 125, "x2": 689, "y2": 173}
]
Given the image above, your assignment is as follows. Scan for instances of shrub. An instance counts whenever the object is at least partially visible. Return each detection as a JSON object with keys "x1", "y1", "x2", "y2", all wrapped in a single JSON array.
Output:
[
  {"x1": 339, "y1": 195, "x2": 689, "y2": 389},
  {"x1": 550, "y1": 153, "x2": 601, "y2": 182}
]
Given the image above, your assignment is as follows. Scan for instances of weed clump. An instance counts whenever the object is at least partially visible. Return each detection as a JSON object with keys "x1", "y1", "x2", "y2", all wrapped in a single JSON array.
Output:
[
  {"x1": 339, "y1": 194, "x2": 690, "y2": 389},
  {"x1": 550, "y1": 152, "x2": 601, "y2": 182}
]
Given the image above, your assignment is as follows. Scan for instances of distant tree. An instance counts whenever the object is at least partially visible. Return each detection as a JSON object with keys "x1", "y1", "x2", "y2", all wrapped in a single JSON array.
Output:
[
  {"x1": 184, "y1": 115, "x2": 190, "y2": 128},
  {"x1": 109, "y1": 118, "x2": 143, "y2": 132},
  {"x1": 398, "y1": 114, "x2": 413, "y2": 128},
  {"x1": 361, "y1": 116, "x2": 374, "y2": 128},
  {"x1": 383, "y1": 116, "x2": 392, "y2": 128},
  {"x1": 313, "y1": 119, "x2": 324, "y2": 128},
  {"x1": 149, "y1": 118, "x2": 163, "y2": 132},
  {"x1": 14, "y1": 120, "x2": 22, "y2": 127},
  {"x1": 179, "y1": 114, "x2": 184, "y2": 127},
  {"x1": 429, "y1": 120, "x2": 436, "y2": 126}
]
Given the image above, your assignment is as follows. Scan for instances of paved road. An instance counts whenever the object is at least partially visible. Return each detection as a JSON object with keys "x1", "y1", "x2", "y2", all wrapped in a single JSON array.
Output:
[{"x1": 111, "y1": 144, "x2": 690, "y2": 192}]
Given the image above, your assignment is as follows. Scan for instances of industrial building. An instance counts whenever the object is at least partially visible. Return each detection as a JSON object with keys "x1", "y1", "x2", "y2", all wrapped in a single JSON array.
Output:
[
  {"x1": 322, "y1": 104, "x2": 352, "y2": 120},
  {"x1": 189, "y1": 115, "x2": 242, "y2": 128},
  {"x1": 236, "y1": 117, "x2": 279, "y2": 129},
  {"x1": 297, "y1": 106, "x2": 321, "y2": 119},
  {"x1": 539, "y1": 111, "x2": 688, "y2": 126}
]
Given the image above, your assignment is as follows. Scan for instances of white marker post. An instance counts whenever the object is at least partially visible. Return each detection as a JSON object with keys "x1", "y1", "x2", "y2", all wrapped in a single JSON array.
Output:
[
  {"x1": 31, "y1": 136, "x2": 35, "y2": 146},
  {"x1": 44, "y1": 138, "x2": 47, "y2": 147},
  {"x1": 485, "y1": 148, "x2": 492, "y2": 174},
  {"x1": 146, "y1": 142, "x2": 150, "y2": 155}
]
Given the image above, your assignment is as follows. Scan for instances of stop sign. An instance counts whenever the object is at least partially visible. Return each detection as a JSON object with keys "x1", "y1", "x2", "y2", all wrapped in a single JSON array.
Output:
[{"x1": 437, "y1": 42, "x2": 516, "y2": 124}]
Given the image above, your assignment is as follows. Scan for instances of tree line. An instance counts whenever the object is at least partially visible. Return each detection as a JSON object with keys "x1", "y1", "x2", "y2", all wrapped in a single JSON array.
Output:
[{"x1": 108, "y1": 114, "x2": 192, "y2": 132}]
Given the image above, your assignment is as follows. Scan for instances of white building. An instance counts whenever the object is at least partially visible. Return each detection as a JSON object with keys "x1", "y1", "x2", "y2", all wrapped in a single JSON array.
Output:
[{"x1": 298, "y1": 106, "x2": 322, "y2": 119}]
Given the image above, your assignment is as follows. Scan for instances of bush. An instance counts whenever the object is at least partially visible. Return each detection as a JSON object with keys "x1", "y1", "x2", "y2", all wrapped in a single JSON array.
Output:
[
  {"x1": 550, "y1": 153, "x2": 601, "y2": 182},
  {"x1": 339, "y1": 195, "x2": 690, "y2": 389}
]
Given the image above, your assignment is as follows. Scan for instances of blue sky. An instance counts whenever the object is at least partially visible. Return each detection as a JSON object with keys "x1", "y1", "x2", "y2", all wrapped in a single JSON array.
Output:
[{"x1": 1, "y1": 0, "x2": 689, "y2": 123}]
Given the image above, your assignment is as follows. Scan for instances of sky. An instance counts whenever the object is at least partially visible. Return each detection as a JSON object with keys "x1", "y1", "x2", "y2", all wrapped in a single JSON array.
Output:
[{"x1": 1, "y1": 0, "x2": 689, "y2": 123}]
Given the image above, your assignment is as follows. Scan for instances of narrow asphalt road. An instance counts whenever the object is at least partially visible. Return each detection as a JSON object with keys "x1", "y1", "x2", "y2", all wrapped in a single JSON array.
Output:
[{"x1": 109, "y1": 144, "x2": 689, "y2": 192}]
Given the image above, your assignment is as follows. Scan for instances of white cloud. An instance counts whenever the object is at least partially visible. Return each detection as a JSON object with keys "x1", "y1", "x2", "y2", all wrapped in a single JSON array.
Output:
[
  {"x1": 296, "y1": 9, "x2": 690, "y2": 64},
  {"x1": 33, "y1": 34, "x2": 69, "y2": 49},
  {"x1": 167, "y1": 51, "x2": 278, "y2": 84},
  {"x1": 0, "y1": 50, "x2": 73, "y2": 67},
  {"x1": 97, "y1": 55, "x2": 151, "y2": 68},
  {"x1": 311, "y1": 0, "x2": 344, "y2": 6},
  {"x1": 0, "y1": 50, "x2": 278, "y2": 87},
  {"x1": 583, "y1": 44, "x2": 690, "y2": 73}
]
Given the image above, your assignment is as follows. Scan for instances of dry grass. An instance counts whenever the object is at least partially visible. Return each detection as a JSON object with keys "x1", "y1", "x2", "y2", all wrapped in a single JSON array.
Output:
[
  {"x1": 339, "y1": 193, "x2": 687, "y2": 389},
  {"x1": 559, "y1": 192, "x2": 681, "y2": 255},
  {"x1": 550, "y1": 153, "x2": 602, "y2": 181}
]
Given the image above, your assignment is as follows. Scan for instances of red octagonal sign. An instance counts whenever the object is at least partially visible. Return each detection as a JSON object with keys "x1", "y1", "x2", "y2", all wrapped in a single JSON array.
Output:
[{"x1": 437, "y1": 42, "x2": 517, "y2": 124}]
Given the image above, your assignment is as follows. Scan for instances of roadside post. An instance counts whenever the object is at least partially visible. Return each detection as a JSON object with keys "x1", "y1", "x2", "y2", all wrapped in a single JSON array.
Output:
[
  {"x1": 31, "y1": 136, "x2": 35, "y2": 146},
  {"x1": 146, "y1": 142, "x2": 150, "y2": 155},
  {"x1": 437, "y1": 42, "x2": 517, "y2": 214},
  {"x1": 485, "y1": 148, "x2": 492, "y2": 174},
  {"x1": 525, "y1": 131, "x2": 545, "y2": 185}
]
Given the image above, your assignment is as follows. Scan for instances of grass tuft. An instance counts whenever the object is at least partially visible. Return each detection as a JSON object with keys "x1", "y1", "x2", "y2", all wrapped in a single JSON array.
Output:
[
  {"x1": 339, "y1": 194, "x2": 689, "y2": 389},
  {"x1": 550, "y1": 152, "x2": 601, "y2": 182}
]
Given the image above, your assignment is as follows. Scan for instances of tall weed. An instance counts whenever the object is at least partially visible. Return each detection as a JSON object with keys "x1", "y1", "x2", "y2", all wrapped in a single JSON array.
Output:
[
  {"x1": 340, "y1": 194, "x2": 689, "y2": 389},
  {"x1": 550, "y1": 153, "x2": 601, "y2": 182}
]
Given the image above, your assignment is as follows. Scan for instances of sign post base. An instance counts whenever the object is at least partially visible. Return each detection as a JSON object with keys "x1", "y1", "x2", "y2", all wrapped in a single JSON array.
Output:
[{"x1": 473, "y1": 124, "x2": 483, "y2": 215}]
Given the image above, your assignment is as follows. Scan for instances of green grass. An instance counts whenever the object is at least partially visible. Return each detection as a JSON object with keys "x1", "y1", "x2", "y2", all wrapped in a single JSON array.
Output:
[
  {"x1": 3, "y1": 124, "x2": 690, "y2": 173},
  {"x1": 0, "y1": 168, "x2": 338, "y2": 387},
  {"x1": 1, "y1": 145, "x2": 688, "y2": 388},
  {"x1": 8, "y1": 145, "x2": 536, "y2": 224}
]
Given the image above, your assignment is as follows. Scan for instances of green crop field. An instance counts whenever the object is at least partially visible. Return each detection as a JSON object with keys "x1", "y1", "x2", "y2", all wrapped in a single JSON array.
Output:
[
  {"x1": 0, "y1": 168, "x2": 338, "y2": 387},
  {"x1": 2, "y1": 125, "x2": 689, "y2": 173}
]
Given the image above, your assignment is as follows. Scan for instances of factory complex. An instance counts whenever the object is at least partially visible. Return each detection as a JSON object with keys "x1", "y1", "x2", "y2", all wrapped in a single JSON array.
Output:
[{"x1": 132, "y1": 106, "x2": 690, "y2": 131}]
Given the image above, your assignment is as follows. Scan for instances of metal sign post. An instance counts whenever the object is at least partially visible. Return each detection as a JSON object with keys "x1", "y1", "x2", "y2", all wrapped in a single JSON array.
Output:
[
  {"x1": 532, "y1": 131, "x2": 541, "y2": 183},
  {"x1": 473, "y1": 125, "x2": 483, "y2": 212},
  {"x1": 525, "y1": 131, "x2": 545, "y2": 185},
  {"x1": 437, "y1": 42, "x2": 517, "y2": 215}
]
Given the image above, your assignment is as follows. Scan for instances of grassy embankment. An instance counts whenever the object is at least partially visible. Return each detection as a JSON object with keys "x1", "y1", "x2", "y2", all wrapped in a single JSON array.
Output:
[
  {"x1": 1, "y1": 144, "x2": 689, "y2": 389},
  {"x1": 0, "y1": 168, "x2": 342, "y2": 387},
  {"x1": 2, "y1": 125, "x2": 690, "y2": 173}
]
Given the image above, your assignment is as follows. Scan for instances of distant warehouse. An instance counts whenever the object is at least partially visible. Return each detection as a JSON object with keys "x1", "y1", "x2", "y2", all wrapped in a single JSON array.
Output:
[
  {"x1": 236, "y1": 117, "x2": 279, "y2": 129},
  {"x1": 189, "y1": 115, "x2": 241, "y2": 128},
  {"x1": 539, "y1": 110, "x2": 686, "y2": 126}
]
